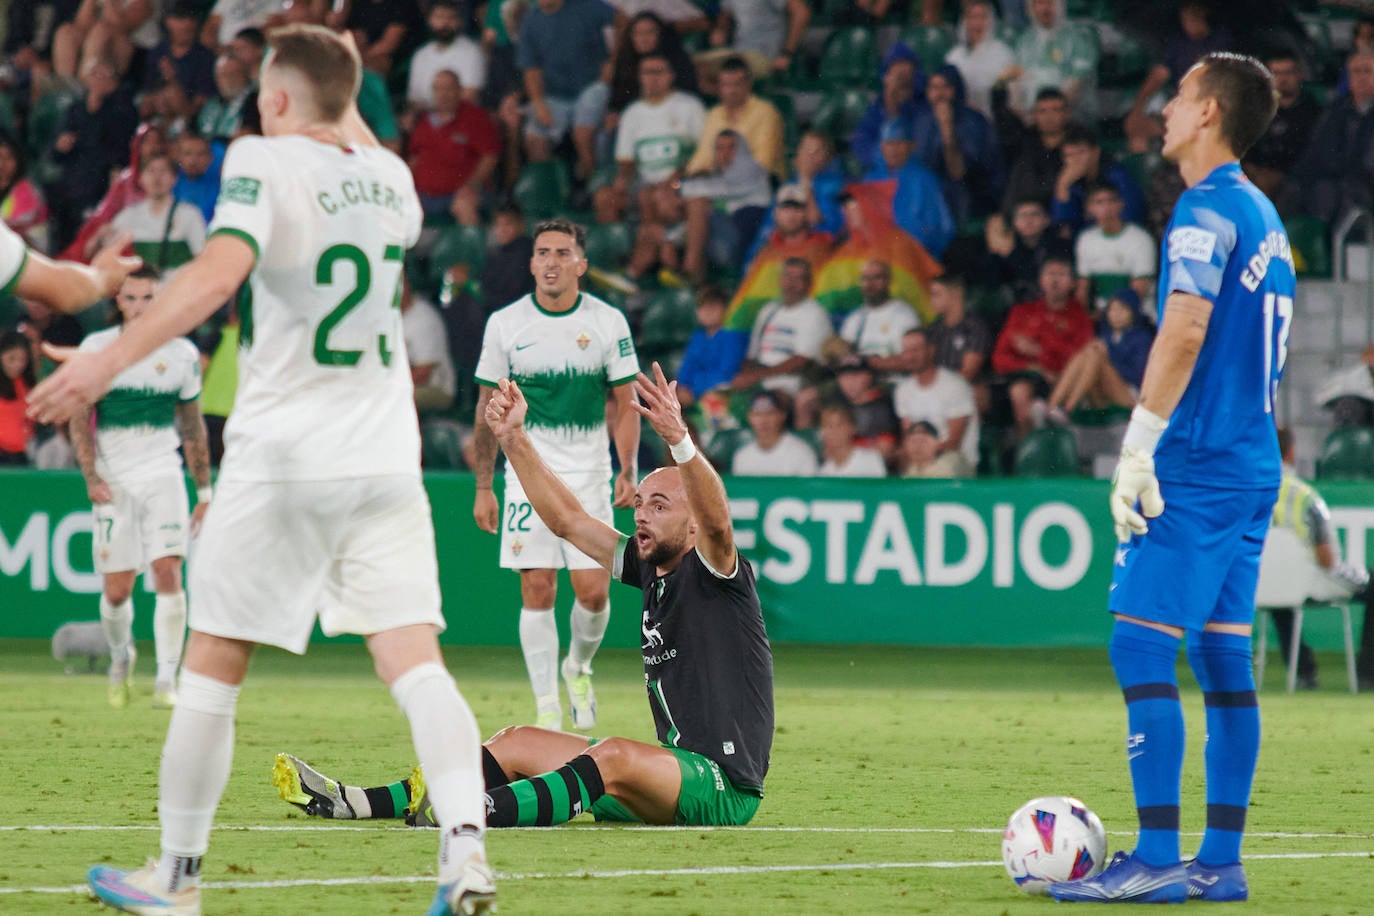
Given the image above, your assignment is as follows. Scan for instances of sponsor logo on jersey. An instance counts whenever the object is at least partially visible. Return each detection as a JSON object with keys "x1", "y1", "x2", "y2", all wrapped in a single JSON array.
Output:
[
  {"x1": 222, "y1": 176, "x2": 261, "y2": 205},
  {"x1": 1167, "y1": 227, "x2": 1217, "y2": 264},
  {"x1": 617, "y1": 336, "x2": 634, "y2": 357},
  {"x1": 642, "y1": 609, "x2": 664, "y2": 647},
  {"x1": 576, "y1": 332, "x2": 591, "y2": 350}
]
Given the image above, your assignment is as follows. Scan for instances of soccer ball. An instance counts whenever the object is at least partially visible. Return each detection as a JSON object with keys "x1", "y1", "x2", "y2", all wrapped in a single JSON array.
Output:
[{"x1": 1001, "y1": 795, "x2": 1107, "y2": 894}]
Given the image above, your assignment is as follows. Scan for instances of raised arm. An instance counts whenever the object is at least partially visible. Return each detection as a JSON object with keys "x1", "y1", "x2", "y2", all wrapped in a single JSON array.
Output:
[
  {"x1": 485, "y1": 378, "x2": 623, "y2": 570},
  {"x1": 28, "y1": 234, "x2": 254, "y2": 425},
  {"x1": 632, "y1": 362, "x2": 735, "y2": 575}
]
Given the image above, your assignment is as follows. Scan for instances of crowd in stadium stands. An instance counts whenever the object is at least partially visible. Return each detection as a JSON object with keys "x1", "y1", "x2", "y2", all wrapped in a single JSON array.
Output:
[{"x1": 1, "y1": 0, "x2": 1373, "y2": 479}]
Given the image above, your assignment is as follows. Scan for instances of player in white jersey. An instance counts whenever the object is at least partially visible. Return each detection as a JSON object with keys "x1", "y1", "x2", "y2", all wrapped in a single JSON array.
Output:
[
  {"x1": 70, "y1": 266, "x2": 212, "y2": 711},
  {"x1": 472, "y1": 218, "x2": 641, "y2": 732},
  {"x1": 31, "y1": 25, "x2": 494, "y2": 916}
]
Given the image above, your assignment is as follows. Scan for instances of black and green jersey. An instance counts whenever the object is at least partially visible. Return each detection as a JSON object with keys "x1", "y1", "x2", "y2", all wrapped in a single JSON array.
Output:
[{"x1": 616, "y1": 538, "x2": 774, "y2": 793}]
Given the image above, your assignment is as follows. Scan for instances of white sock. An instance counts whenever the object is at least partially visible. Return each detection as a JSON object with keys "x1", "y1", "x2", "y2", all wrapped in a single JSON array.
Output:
[
  {"x1": 568, "y1": 599, "x2": 610, "y2": 673},
  {"x1": 390, "y1": 662, "x2": 485, "y2": 883},
  {"x1": 519, "y1": 608, "x2": 559, "y2": 706},
  {"x1": 156, "y1": 669, "x2": 240, "y2": 892},
  {"x1": 99, "y1": 594, "x2": 134, "y2": 656},
  {"x1": 153, "y1": 592, "x2": 187, "y2": 685}
]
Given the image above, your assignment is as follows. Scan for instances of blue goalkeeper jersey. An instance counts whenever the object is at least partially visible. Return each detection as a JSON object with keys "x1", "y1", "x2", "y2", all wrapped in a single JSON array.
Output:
[{"x1": 1153, "y1": 161, "x2": 1295, "y2": 491}]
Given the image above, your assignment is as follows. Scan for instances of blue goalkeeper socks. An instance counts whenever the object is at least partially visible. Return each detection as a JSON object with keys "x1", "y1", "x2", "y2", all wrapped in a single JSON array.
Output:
[
  {"x1": 1109, "y1": 620, "x2": 1184, "y2": 866},
  {"x1": 1186, "y1": 629, "x2": 1260, "y2": 866}
]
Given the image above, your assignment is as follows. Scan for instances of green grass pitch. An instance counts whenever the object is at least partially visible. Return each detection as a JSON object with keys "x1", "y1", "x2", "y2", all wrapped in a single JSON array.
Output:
[{"x1": 1, "y1": 638, "x2": 1371, "y2": 914}]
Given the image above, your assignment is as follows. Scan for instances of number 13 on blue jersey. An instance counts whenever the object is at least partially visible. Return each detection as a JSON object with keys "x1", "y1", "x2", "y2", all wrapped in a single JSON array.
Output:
[{"x1": 1262, "y1": 292, "x2": 1292, "y2": 414}]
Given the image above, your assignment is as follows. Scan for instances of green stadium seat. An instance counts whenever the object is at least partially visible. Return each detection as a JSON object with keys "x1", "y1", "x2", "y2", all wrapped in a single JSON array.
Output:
[
  {"x1": 818, "y1": 27, "x2": 879, "y2": 88},
  {"x1": 427, "y1": 224, "x2": 488, "y2": 293},
  {"x1": 638, "y1": 288, "x2": 697, "y2": 359},
  {"x1": 1120, "y1": 150, "x2": 1162, "y2": 190},
  {"x1": 764, "y1": 91, "x2": 799, "y2": 156},
  {"x1": 1098, "y1": 31, "x2": 1152, "y2": 89},
  {"x1": 899, "y1": 25, "x2": 955, "y2": 74},
  {"x1": 1285, "y1": 216, "x2": 1331, "y2": 278},
  {"x1": 810, "y1": 88, "x2": 875, "y2": 146},
  {"x1": 1014, "y1": 427, "x2": 1081, "y2": 477},
  {"x1": 704, "y1": 426, "x2": 751, "y2": 472},
  {"x1": 27, "y1": 90, "x2": 76, "y2": 185},
  {"x1": 1316, "y1": 427, "x2": 1374, "y2": 480},
  {"x1": 583, "y1": 221, "x2": 633, "y2": 270},
  {"x1": 977, "y1": 425, "x2": 1007, "y2": 477},
  {"x1": 512, "y1": 160, "x2": 572, "y2": 221},
  {"x1": 420, "y1": 420, "x2": 466, "y2": 470}
]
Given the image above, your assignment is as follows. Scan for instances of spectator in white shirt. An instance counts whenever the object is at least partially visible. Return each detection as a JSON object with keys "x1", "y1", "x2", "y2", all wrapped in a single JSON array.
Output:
[
  {"x1": 732, "y1": 389, "x2": 818, "y2": 476},
  {"x1": 945, "y1": 0, "x2": 1016, "y2": 118},
  {"x1": 401, "y1": 279, "x2": 457, "y2": 411},
  {"x1": 407, "y1": 0, "x2": 487, "y2": 108},
  {"x1": 838, "y1": 258, "x2": 921, "y2": 372},
  {"x1": 817, "y1": 402, "x2": 887, "y2": 477},
  {"x1": 1073, "y1": 180, "x2": 1156, "y2": 311},
  {"x1": 892, "y1": 327, "x2": 980, "y2": 469},
  {"x1": 731, "y1": 256, "x2": 832, "y2": 396},
  {"x1": 203, "y1": 0, "x2": 287, "y2": 51}
]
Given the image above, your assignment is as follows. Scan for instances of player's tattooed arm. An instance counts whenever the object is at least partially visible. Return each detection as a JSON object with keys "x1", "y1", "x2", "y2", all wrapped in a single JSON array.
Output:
[
  {"x1": 471, "y1": 385, "x2": 501, "y2": 534},
  {"x1": 174, "y1": 399, "x2": 212, "y2": 490},
  {"x1": 1137, "y1": 291, "x2": 1214, "y2": 420},
  {"x1": 69, "y1": 406, "x2": 108, "y2": 502}
]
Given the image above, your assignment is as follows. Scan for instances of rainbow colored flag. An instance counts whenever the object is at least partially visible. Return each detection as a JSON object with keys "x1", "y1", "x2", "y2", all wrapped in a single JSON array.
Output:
[
  {"x1": 724, "y1": 230, "x2": 835, "y2": 332},
  {"x1": 725, "y1": 180, "x2": 944, "y2": 331}
]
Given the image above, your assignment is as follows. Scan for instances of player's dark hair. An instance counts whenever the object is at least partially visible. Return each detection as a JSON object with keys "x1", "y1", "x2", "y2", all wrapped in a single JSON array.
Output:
[
  {"x1": 720, "y1": 55, "x2": 752, "y2": 77},
  {"x1": 429, "y1": 0, "x2": 462, "y2": 12},
  {"x1": 533, "y1": 218, "x2": 586, "y2": 253},
  {"x1": 1034, "y1": 87, "x2": 1067, "y2": 105},
  {"x1": 1193, "y1": 52, "x2": 1277, "y2": 158},
  {"x1": 820, "y1": 401, "x2": 856, "y2": 425},
  {"x1": 494, "y1": 202, "x2": 524, "y2": 222},
  {"x1": 1085, "y1": 179, "x2": 1120, "y2": 200},
  {"x1": 782, "y1": 255, "x2": 812, "y2": 280},
  {"x1": 1042, "y1": 251, "x2": 1077, "y2": 276},
  {"x1": 266, "y1": 23, "x2": 362, "y2": 124},
  {"x1": 130, "y1": 265, "x2": 163, "y2": 282},
  {"x1": 0, "y1": 328, "x2": 33, "y2": 398}
]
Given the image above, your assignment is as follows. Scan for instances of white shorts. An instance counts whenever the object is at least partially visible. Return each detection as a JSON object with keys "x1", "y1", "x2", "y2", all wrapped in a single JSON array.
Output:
[
  {"x1": 92, "y1": 474, "x2": 189, "y2": 574},
  {"x1": 499, "y1": 472, "x2": 612, "y2": 571},
  {"x1": 189, "y1": 475, "x2": 444, "y2": 654}
]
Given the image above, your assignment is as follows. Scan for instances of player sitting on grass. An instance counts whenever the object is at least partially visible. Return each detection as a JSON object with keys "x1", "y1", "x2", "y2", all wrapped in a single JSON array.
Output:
[{"x1": 274, "y1": 363, "x2": 775, "y2": 828}]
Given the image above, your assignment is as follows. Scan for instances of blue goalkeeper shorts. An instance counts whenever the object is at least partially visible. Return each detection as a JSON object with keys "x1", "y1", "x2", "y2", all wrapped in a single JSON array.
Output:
[{"x1": 1109, "y1": 480, "x2": 1277, "y2": 630}]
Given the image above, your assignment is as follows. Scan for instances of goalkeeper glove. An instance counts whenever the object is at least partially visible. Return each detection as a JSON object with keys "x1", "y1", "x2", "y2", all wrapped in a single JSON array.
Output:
[{"x1": 1110, "y1": 406, "x2": 1168, "y2": 543}]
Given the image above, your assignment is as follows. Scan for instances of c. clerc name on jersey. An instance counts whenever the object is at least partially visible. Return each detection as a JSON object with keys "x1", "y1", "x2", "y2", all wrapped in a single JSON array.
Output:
[{"x1": 316, "y1": 177, "x2": 408, "y2": 217}]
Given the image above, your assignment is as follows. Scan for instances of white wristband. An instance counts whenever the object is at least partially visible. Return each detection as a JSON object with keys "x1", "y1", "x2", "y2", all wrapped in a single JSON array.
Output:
[
  {"x1": 1121, "y1": 406, "x2": 1168, "y2": 456},
  {"x1": 668, "y1": 436, "x2": 697, "y2": 465},
  {"x1": 197, "y1": 486, "x2": 213, "y2": 504}
]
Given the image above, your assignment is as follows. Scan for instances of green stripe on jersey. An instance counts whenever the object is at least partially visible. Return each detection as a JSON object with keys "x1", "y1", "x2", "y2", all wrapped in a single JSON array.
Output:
[
  {"x1": 97, "y1": 387, "x2": 180, "y2": 430},
  {"x1": 514, "y1": 364, "x2": 609, "y2": 434}
]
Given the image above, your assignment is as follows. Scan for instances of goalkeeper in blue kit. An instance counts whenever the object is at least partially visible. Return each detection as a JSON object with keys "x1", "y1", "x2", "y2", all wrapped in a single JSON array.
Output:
[{"x1": 1049, "y1": 53, "x2": 1295, "y2": 904}]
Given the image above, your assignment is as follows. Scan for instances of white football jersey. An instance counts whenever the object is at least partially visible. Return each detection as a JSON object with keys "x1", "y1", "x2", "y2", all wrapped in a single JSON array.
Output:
[
  {"x1": 0, "y1": 218, "x2": 30, "y2": 292},
  {"x1": 208, "y1": 135, "x2": 423, "y2": 482},
  {"x1": 80, "y1": 326, "x2": 201, "y2": 484},
  {"x1": 475, "y1": 292, "x2": 639, "y2": 479}
]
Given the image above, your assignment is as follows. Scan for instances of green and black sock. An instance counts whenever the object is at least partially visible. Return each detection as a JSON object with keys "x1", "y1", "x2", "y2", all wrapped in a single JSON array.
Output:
[{"x1": 485, "y1": 753, "x2": 605, "y2": 827}]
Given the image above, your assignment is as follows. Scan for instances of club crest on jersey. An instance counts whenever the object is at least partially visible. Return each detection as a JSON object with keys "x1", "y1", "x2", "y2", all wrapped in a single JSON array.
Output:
[
  {"x1": 576, "y1": 332, "x2": 591, "y2": 350},
  {"x1": 154, "y1": 361, "x2": 167, "y2": 374},
  {"x1": 511, "y1": 539, "x2": 523, "y2": 556}
]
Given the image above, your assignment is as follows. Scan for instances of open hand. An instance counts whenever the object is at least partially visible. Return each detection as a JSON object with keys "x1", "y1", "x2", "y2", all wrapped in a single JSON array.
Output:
[
  {"x1": 27, "y1": 347, "x2": 116, "y2": 425},
  {"x1": 630, "y1": 362, "x2": 689, "y2": 449}
]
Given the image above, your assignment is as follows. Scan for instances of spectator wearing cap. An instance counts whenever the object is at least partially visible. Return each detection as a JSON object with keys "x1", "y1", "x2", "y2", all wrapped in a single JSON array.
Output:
[
  {"x1": 744, "y1": 130, "x2": 847, "y2": 263},
  {"x1": 833, "y1": 354, "x2": 902, "y2": 463},
  {"x1": 910, "y1": 64, "x2": 1005, "y2": 222},
  {"x1": 737, "y1": 183, "x2": 835, "y2": 281},
  {"x1": 862, "y1": 118, "x2": 955, "y2": 259},
  {"x1": 731, "y1": 256, "x2": 831, "y2": 397},
  {"x1": 1049, "y1": 124, "x2": 1145, "y2": 237},
  {"x1": 892, "y1": 327, "x2": 980, "y2": 471},
  {"x1": 901, "y1": 419, "x2": 974, "y2": 478},
  {"x1": 991, "y1": 253, "x2": 1093, "y2": 440},
  {"x1": 1072, "y1": 180, "x2": 1155, "y2": 311},
  {"x1": 852, "y1": 42, "x2": 926, "y2": 173},
  {"x1": 837, "y1": 259, "x2": 920, "y2": 373},
  {"x1": 1040, "y1": 286, "x2": 1153, "y2": 426},
  {"x1": 675, "y1": 285, "x2": 750, "y2": 409},
  {"x1": 732, "y1": 389, "x2": 818, "y2": 477},
  {"x1": 817, "y1": 402, "x2": 888, "y2": 477}
]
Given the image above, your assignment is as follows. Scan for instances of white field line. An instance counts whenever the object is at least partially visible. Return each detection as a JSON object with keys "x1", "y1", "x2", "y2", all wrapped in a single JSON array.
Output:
[
  {"x1": 2, "y1": 824, "x2": 1372, "y2": 840},
  {"x1": 5, "y1": 851, "x2": 1374, "y2": 896}
]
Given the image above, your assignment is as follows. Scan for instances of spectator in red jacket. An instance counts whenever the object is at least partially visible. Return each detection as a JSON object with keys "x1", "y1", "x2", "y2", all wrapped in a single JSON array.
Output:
[
  {"x1": 407, "y1": 69, "x2": 501, "y2": 223},
  {"x1": 991, "y1": 253, "x2": 1092, "y2": 439}
]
